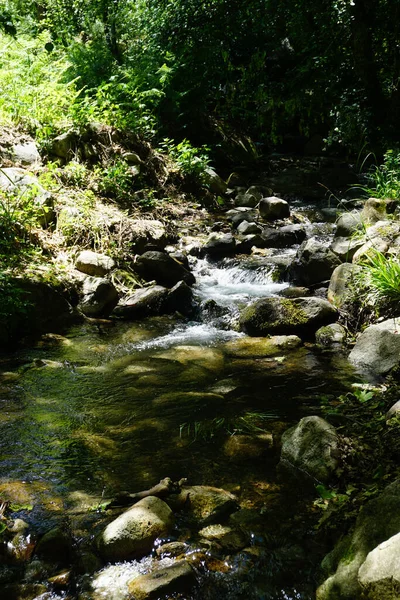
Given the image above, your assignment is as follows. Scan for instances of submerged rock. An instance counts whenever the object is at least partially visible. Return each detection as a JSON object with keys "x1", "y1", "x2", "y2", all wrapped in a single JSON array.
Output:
[
  {"x1": 98, "y1": 496, "x2": 174, "y2": 562},
  {"x1": 278, "y1": 416, "x2": 339, "y2": 484},
  {"x1": 239, "y1": 297, "x2": 338, "y2": 338},
  {"x1": 223, "y1": 335, "x2": 302, "y2": 358},
  {"x1": 168, "y1": 485, "x2": 239, "y2": 526},
  {"x1": 128, "y1": 560, "x2": 196, "y2": 600},
  {"x1": 223, "y1": 433, "x2": 273, "y2": 459}
]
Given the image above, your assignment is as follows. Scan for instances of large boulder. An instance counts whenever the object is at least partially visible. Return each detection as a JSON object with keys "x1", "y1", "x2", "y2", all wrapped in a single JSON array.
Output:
[
  {"x1": 278, "y1": 416, "x2": 339, "y2": 484},
  {"x1": 128, "y1": 219, "x2": 167, "y2": 253},
  {"x1": 335, "y1": 211, "x2": 364, "y2": 238},
  {"x1": 289, "y1": 238, "x2": 341, "y2": 286},
  {"x1": 113, "y1": 285, "x2": 169, "y2": 319},
  {"x1": 327, "y1": 263, "x2": 361, "y2": 308},
  {"x1": 349, "y1": 317, "x2": 400, "y2": 379},
  {"x1": 203, "y1": 233, "x2": 236, "y2": 257},
  {"x1": 78, "y1": 277, "x2": 119, "y2": 317},
  {"x1": 358, "y1": 531, "x2": 400, "y2": 599},
  {"x1": 75, "y1": 251, "x2": 115, "y2": 277},
  {"x1": 261, "y1": 224, "x2": 306, "y2": 248},
  {"x1": 259, "y1": 196, "x2": 290, "y2": 221},
  {"x1": 239, "y1": 297, "x2": 338, "y2": 338},
  {"x1": 134, "y1": 251, "x2": 195, "y2": 287},
  {"x1": 0, "y1": 167, "x2": 55, "y2": 227},
  {"x1": 317, "y1": 479, "x2": 400, "y2": 600},
  {"x1": 97, "y1": 496, "x2": 174, "y2": 562}
]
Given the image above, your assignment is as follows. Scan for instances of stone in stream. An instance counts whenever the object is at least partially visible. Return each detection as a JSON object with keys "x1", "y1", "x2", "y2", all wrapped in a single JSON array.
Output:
[
  {"x1": 239, "y1": 297, "x2": 338, "y2": 339},
  {"x1": 223, "y1": 433, "x2": 274, "y2": 459},
  {"x1": 288, "y1": 238, "x2": 341, "y2": 286},
  {"x1": 223, "y1": 335, "x2": 302, "y2": 358},
  {"x1": 75, "y1": 250, "x2": 115, "y2": 277},
  {"x1": 134, "y1": 251, "x2": 195, "y2": 287},
  {"x1": 202, "y1": 232, "x2": 236, "y2": 257},
  {"x1": 330, "y1": 236, "x2": 364, "y2": 262},
  {"x1": 278, "y1": 416, "x2": 339, "y2": 485},
  {"x1": 199, "y1": 523, "x2": 249, "y2": 551},
  {"x1": 113, "y1": 285, "x2": 169, "y2": 319},
  {"x1": 128, "y1": 219, "x2": 167, "y2": 253},
  {"x1": 335, "y1": 210, "x2": 364, "y2": 237},
  {"x1": 97, "y1": 496, "x2": 174, "y2": 562},
  {"x1": 226, "y1": 207, "x2": 258, "y2": 227},
  {"x1": 128, "y1": 560, "x2": 196, "y2": 600},
  {"x1": 78, "y1": 276, "x2": 119, "y2": 317},
  {"x1": 236, "y1": 220, "x2": 263, "y2": 235},
  {"x1": 259, "y1": 196, "x2": 290, "y2": 221},
  {"x1": 203, "y1": 166, "x2": 227, "y2": 195},
  {"x1": 315, "y1": 323, "x2": 347, "y2": 347},
  {"x1": 261, "y1": 224, "x2": 307, "y2": 248},
  {"x1": 167, "y1": 485, "x2": 239, "y2": 527}
]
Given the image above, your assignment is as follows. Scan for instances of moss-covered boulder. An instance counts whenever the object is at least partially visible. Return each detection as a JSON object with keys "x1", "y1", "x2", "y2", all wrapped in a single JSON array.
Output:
[{"x1": 239, "y1": 297, "x2": 338, "y2": 338}]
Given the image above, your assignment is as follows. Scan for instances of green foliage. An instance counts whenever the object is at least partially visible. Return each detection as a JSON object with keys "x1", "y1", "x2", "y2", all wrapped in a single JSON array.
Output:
[
  {"x1": 159, "y1": 138, "x2": 210, "y2": 181},
  {"x1": 0, "y1": 31, "x2": 77, "y2": 139},
  {"x1": 94, "y1": 159, "x2": 133, "y2": 201},
  {"x1": 357, "y1": 250, "x2": 400, "y2": 308},
  {"x1": 362, "y1": 150, "x2": 400, "y2": 200}
]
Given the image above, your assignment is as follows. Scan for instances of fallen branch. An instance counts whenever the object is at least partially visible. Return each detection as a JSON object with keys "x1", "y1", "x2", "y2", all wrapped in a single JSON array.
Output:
[{"x1": 106, "y1": 477, "x2": 187, "y2": 509}]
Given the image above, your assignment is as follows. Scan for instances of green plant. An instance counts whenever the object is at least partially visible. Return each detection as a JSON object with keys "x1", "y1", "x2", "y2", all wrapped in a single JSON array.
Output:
[
  {"x1": 358, "y1": 250, "x2": 400, "y2": 307},
  {"x1": 158, "y1": 138, "x2": 210, "y2": 182},
  {"x1": 359, "y1": 150, "x2": 400, "y2": 200},
  {"x1": 94, "y1": 159, "x2": 133, "y2": 201}
]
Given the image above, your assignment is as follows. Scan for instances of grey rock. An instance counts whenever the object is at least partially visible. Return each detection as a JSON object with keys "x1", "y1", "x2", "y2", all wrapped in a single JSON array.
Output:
[
  {"x1": 203, "y1": 233, "x2": 236, "y2": 257},
  {"x1": 315, "y1": 323, "x2": 347, "y2": 347},
  {"x1": 352, "y1": 237, "x2": 389, "y2": 263},
  {"x1": 289, "y1": 238, "x2": 341, "y2": 286},
  {"x1": 135, "y1": 251, "x2": 195, "y2": 287},
  {"x1": 35, "y1": 527, "x2": 73, "y2": 564},
  {"x1": 98, "y1": 496, "x2": 174, "y2": 561},
  {"x1": 259, "y1": 196, "x2": 290, "y2": 221},
  {"x1": 168, "y1": 485, "x2": 239, "y2": 526},
  {"x1": 129, "y1": 219, "x2": 167, "y2": 253},
  {"x1": 199, "y1": 524, "x2": 248, "y2": 551},
  {"x1": 166, "y1": 281, "x2": 195, "y2": 316},
  {"x1": 330, "y1": 237, "x2": 365, "y2": 262},
  {"x1": 335, "y1": 211, "x2": 364, "y2": 237},
  {"x1": 79, "y1": 277, "x2": 119, "y2": 317},
  {"x1": 75, "y1": 250, "x2": 115, "y2": 277},
  {"x1": 361, "y1": 197, "x2": 396, "y2": 225},
  {"x1": 226, "y1": 208, "x2": 258, "y2": 227},
  {"x1": 386, "y1": 400, "x2": 400, "y2": 420},
  {"x1": 279, "y1": 286, "x2": 310, "y2": 298},
  {"x1": 128, "y1": 560, "x2": 195, "y2": 600},
  {"x1": 327, "y1": 263, "x2": 361, "y2": 308},
  {"x1": 203, "y1": 167, "x2": 227, "y2": 195},
  {"x1": 113, "y1": 285, "x2": 169, "y2": 319},
  {"x1": 0, "y1": 167, "x2": 55, "y2": 228},
  {"x1": 261, "y1": 224, "x2": 306, "y2": 248},
  {"x1": 50, "y1": 130, "x2": 77, "y2": 159},
  {"x1": 239, "y1": 296, "x2": 338, "y2": 338},
  {"x1": 279, "y1": 416, "x2": 339, "y2": 484},
  {"x1": 358, "y1": 531, "x2": 400, "y2": 599},
  {"x1": 349, "y1": 318, "x2": 400, "y2": 378},
  {"x1": 12, "y1": 142, "x2": 41, "y2": 165},
  {"x1": 236, "y1": 221, "x2": 263, "y2": 235}
]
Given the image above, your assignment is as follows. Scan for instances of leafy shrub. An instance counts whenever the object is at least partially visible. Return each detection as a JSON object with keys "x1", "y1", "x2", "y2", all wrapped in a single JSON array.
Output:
[
  {"x1": 362, "y1": 150, "x2": 400, "y2": 200},
  {"x1": 94, "y1": 159, "x2": 134, "y2": 201},
  {"x1": 158, "y1": 138, "x2": 210, "y2": 182}
]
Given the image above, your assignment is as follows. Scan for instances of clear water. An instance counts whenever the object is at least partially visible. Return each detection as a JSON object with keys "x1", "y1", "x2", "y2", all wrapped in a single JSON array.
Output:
[{"x1": 0, "y1": 256, "x2": 356, "y2": 599}]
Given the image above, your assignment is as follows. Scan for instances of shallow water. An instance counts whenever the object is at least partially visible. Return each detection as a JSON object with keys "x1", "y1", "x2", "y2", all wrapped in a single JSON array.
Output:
[{"x1": 0, "y1": 255, "x2": 357, "y2": 599}]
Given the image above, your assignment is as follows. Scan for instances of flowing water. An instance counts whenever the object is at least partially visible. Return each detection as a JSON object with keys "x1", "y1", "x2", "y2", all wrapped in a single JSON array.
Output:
[{"x1": 0, "y1": 253, "x2": 358, "y2": 599}]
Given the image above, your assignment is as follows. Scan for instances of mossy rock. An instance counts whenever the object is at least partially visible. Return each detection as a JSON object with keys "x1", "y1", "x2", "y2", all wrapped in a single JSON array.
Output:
[{"x1": 239, "y1": 297, "x2": 338, "y2": 339}]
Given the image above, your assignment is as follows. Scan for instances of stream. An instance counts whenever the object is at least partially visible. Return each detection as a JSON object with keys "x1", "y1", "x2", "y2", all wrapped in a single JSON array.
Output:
[{"x1": 0, "y1": 204, "x2": 359, "y2": 599}]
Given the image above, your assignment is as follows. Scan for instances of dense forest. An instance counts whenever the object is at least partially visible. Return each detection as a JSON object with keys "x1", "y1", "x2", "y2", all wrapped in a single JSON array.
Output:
[{"x1": 1, "y1": 0, "x2": 400, "y2": 155}]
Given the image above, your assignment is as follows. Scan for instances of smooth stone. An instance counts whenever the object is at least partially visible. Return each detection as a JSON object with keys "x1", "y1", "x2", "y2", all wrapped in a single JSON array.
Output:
[
  {"x1": 113, "y1": 285, "x2": 169, "y2": 319},
  {"x1": 335, "y1": 210, "x2": 364, "y2": 237},
  {"x1": 128, "y1": 560, "x2": 195, "y2": 600},
  {"x1": 199, "y1": 524, "x2": 248, "y2": 551},
  {"x1": 135, "y1": 251, "x2": 195, "y2": 287},
  {"x1": 167, "y1": 485, "x2": 239, "y2": 526},
  {"x1": 79, "y1": 276, "x2": 119, "y2": 317},
  {"x1": 349, "y1": 318, "x2": 400, "y2": 378},
  {"x1": 259, "y1": 196, "x2": 290, "y2": 221},
  {"x1": 12, "y1": 142, "x2": 41, "y2": 165},
  {"x1": 386, "y1": 400, "x2": 400, "y2": 420},
  {"x1": 223, "y1": 433, "x2": 273, "y2": 459},
  {"x1": 315, "y1": 323, "x2": 347, "y2": 347},
  {"x1": 358, "y1": 531, "x2": 400, "y2": 599},
  {"x1": 223, "y1": 335, "x2": 302, "y2": 358},
  {"x1": 327, "y1": 263, "x2": 361, "y2": 308},
  {"x1": 75, "y1": 250, "x2": 115, "y2": 276}
]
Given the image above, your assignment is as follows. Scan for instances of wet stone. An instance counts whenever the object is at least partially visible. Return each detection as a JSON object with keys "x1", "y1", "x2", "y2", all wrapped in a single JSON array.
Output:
[{"x1": 128, "y1": 560, "x2": 196, "y2": 600}]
